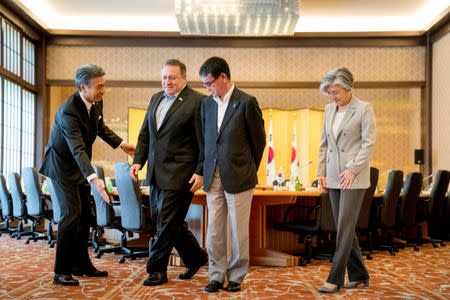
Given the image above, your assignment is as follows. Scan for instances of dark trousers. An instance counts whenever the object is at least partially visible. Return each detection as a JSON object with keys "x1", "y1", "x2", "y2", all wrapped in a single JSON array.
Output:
[
  {"x1": 52, "y1": 181, "x2": 94, "y2": 275},
  {"x1": 147, "y1": 185, "x2": 205, "y2": 273},
  {"x1": 327, "y1": 189, "x2": 369, "y2": 286}
]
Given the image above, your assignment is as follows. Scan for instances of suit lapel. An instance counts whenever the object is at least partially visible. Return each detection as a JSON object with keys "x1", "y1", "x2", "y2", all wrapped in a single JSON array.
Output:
[
  {"x1": 217, "y1": 88, "x2": 240, "y2": 140},
  {"x1": 335, "y1": 98, "x2": 357, "y2": 141},
  {"x1": 326, "y1": 103, "x2": 338, "y2": 147},
  {"x1": 150, "y1": 94, "x2": 164, "y2": 134},
  {"x1": 158, "y1": 87, "x2": 189, "y2": 131},
  {"x1": 73, "y1": 93, "x2": 94, "y2": 130}
]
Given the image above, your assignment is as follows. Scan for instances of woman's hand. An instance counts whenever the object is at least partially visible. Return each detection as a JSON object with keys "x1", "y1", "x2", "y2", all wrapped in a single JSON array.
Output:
[
  {"x1": 339, "y1": 169, "x2": 356, "y2": 190},
  {"x1": 318, "y1": 176, "x2": 328, "y2": 192}
]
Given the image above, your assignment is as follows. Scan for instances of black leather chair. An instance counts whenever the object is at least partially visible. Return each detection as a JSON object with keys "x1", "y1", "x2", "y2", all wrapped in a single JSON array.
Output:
[
  {"x1": 377, "y1": 170, "x2": 404, "y2": 255},
  {"x1": 273, "y1": 192, "x2": 336, "y2": 266},
  {"x1": 114, "y1": 162, "x2": 155, "y2": 263},
  {"x1": 397, "y1": 172, "x2": 424, "y2": 250},
  {"x1": 428, "y1": 170, "x2": 450, "y2": 243},
  {"x1": 22, "y1": 167, "x2": 54, "y2": 245},
  {"x1": 356, "y1": 167, "x2": 379, "y2": 259},
  {"x1": 8, "y1": 172, "x2": 36, "y2": 239},
  {"x1": 0, "y1": 175, "x2": 16, "y2": 236},
  {"x1": 91, "y1": 165, "x2": 129, "y2": 259}
]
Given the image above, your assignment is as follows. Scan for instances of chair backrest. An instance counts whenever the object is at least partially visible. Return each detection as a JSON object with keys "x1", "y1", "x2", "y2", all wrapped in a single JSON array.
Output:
[
  {"x1": 91, "y1": 165, "x2": 115, "y2": 227},
  {"x1": 357, "y1": 167, "x2": 379, "y2": 230},
  {"x1": 0, "y1": 175, "x2": 13, "y2": 218},
  {"x1": 115, "y1": 162, "x2": 143, "y2": 231},
  {"x1": 8, "y1": 172, "x2": 27, "y2": 218},
  {"x1": 45, "y1": 178, "x2": 62, "y2": 223},
  {"x1": 93, "y1": 164, "x2": 105, "y2": 181},
  {"x1": 381, "y1": 170, "x2": 403, "y2": 226},
  {"x1": 22, "y1": 167, "x2": 43, "y2": 217},
  {"x1": 399, "y1": 172, "x2": 423, "y2": 226},
  {"x1": 319, "y1": 192, "x2": 336, "y2": 232},
  {"x1": 430, "y1": 170, "x2": 450, "y2": 220}
]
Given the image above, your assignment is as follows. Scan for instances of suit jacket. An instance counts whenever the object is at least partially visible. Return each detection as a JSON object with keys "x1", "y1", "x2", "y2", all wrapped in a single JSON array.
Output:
[
  {"x1": 202, "y1": 87, "x2": 266, "y2": 194},
  {"x1": 317, "y1": 96, "x2": 376, "y2": 189},
  {"x1": 40, "y1": 92, "x2": 122, "y2": 184},
  {"x1": 133, "y1": 85, "x2": 204, "y2": 190}
]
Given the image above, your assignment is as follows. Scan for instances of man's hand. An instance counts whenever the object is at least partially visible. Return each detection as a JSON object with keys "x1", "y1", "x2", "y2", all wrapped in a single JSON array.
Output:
[
  {"x1": 339, "y1": 169, "x2": 356, "y2": 190},
  {"x1": 130, "y1": 164, "x2": 141, "y2": 182},
  {"x1": 120, "y1": 143, "x2": 135, "y2": 158},
  {"x1": 90, "y1": 177, "x2": 110, "y2": 204},
  {"x1": 189, "y1": 173, "x2": 203, "y2": 193},
  {"x1": 318, "y1": 176, "x2": 328, "y2": 192}
]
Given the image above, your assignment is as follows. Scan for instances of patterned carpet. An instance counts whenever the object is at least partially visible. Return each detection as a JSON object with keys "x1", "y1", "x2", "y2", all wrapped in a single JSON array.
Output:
[{"x1": 0, "y1": 234, "x2": 449, "y2": 299}]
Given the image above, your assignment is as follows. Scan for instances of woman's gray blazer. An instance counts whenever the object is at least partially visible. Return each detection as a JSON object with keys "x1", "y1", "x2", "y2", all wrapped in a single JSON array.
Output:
[{"x1": 317, "y1": 96, "x2": 376, "y2": 189}]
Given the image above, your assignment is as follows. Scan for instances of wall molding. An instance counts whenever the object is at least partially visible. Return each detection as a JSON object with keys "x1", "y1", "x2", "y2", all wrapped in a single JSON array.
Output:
[
  {"x1": 47, "y1": 80, "x2": 425, "y2": 89},
  {"x1": 47, "y1": 35, "x2": 426, "y2": 48}
]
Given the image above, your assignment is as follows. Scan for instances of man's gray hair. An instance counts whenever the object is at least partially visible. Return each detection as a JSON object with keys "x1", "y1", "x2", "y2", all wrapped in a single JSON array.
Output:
[
  {"x1": 319, "y1": 67, "x2": 354, "y2": 94},
  {"x1": 75, "y1": 64, "x2": 105, "y2": 90}
]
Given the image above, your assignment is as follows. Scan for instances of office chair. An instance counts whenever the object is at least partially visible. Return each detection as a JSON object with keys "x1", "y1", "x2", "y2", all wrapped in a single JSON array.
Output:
[
  {"x1": 22, "y1": 167, "x2": 54, "y2": 245},
  {"x1": 356, "y1": 167, "x2": 379, "y2": 259},
  {"x1": 8, "y1": 172, "x2": 37, "y2": 239},
  {"x1": 427, "y1": 170, "x2": 450, "y2": 244},
  {"x1": 397, "y1": 172, "x2": 424, "y2": 251},
  {"x1": 91, "y1": 165, "x2": 129, "y2": 259},
  {"x1": 45, "y1": 178, "x2": 61, "y2": 248},
  {"x1": 114, "y1": 162, "x2": 155, "y2": 263},
  {"x1": 273, "y1": 192, "x2": 335, "y2": 266},
  {"x1": 0, "y1": 175, "x2": 16, "y2": 236},
  {"x1": 377, "y1": 170, "x2": 403, "y2": 255},
  {"x1": 89, "y1": 164, "x2": 108, "y2": 252}
]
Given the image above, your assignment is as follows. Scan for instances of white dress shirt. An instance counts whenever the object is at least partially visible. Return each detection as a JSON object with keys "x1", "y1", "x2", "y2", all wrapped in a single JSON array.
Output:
[{"x1": 213, "y1": 83, "x2": 234, "y2": 133}]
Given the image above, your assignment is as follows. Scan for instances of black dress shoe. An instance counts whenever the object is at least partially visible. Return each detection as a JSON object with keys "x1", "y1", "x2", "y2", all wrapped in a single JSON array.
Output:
[
  {"x1": 143, "y1": 272, "x2": 168, "y2": 286},
  {"x1": 226, "y1": 281, "x2": 241, "y2": 292},
  {"x1": 53, "y1": 274, "x2": 79, "y2": 286},
  {"x1": 204, "y1": 280, "x2": 223, "y2": 293},
  {"x1": 178, "y1": 252, "x2": 208, "y2": 280},
  {"x1": 73, "y1": 268, "x2": 108, "y2": 277}
]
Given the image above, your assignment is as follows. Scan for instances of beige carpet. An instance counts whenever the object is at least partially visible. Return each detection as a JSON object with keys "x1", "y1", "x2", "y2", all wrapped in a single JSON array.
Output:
[{"x1": 0, "y1": 234, "x2": 449, "y2": 299}]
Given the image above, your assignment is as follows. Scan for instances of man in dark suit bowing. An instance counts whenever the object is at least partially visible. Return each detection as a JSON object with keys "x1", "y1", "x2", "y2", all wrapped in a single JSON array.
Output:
[
  {"x1": 40, "y1": 64, "x2": 135, "y2": 286},
  {"x1": 130, "y1": 59, "x2": 207, "y2": 286},
  {"x1": 199, "y1": 57, "x2": 266, "y2": 293}
]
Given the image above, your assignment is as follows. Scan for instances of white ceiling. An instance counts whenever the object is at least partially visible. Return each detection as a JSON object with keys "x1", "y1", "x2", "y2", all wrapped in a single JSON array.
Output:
[{"x1": 12, "y1": 0, "x2": 450, "y2": 35}]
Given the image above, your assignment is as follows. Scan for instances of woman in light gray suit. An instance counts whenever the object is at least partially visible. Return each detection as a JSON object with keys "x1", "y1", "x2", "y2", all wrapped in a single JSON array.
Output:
[{"x1": 316, "y1": 67, "x2": 376, "y2": 293}]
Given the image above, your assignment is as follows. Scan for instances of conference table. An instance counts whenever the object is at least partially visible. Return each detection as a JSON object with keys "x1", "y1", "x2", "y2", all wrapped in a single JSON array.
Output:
[
  {"x1": 50, "y1": 184, "x2": 431, "y2": 267},
  {"x1": 137, "y1": 187, "x2": 321, "y2": 267}
]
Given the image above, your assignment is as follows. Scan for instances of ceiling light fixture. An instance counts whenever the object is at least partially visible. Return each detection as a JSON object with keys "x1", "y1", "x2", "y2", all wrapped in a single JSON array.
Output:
[{"x1": 175, "y1": 0, "x2": 300, "y2": 36}]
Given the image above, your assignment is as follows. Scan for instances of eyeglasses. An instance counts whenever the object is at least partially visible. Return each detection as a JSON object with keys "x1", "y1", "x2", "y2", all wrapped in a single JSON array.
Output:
[
  {"x1": 202, "y1": 76, "x2": 218, "y2": 87},
  {"x1": 326, "y1": 89, "x2": 345, "y2": 97}
]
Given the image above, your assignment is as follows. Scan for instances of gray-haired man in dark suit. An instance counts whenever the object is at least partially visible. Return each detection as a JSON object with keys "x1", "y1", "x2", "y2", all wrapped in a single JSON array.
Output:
[{"x1": 40, "y1": 64, "x2": 135, "y2": 286}]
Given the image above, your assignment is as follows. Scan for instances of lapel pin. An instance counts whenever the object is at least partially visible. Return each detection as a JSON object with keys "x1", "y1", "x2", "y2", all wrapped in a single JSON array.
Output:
[
  {"x1": 233, "y1": 103, "x2": 236, "y2": 108},
  {"x1": 179, "y1": 97, "x2": 183, "y2": 101}
]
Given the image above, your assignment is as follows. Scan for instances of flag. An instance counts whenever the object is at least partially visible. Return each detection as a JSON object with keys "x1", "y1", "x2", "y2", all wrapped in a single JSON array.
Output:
[
  {"x1": 290, "y1": 119, "x2": 299, "y2": 179},
  {"x1": 266, "y1": 118, "x2": 276, "y2": 185}
]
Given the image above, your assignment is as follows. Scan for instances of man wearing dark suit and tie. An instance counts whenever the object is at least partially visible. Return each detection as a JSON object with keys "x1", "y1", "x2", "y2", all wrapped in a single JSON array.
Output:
[
  {"x1": 130, "y1": 59, "x2": 207, "y2": 286},
  {"x1": 199, "y1": 57, "x2": 266, "y2": 293},
  {"x1": 40, "y1": 64, "x2": 135, "y2": 286}
]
